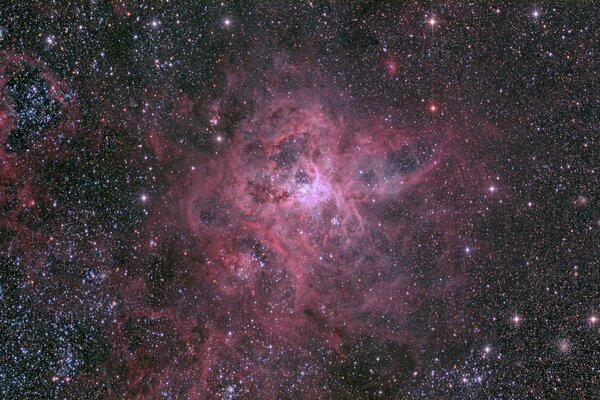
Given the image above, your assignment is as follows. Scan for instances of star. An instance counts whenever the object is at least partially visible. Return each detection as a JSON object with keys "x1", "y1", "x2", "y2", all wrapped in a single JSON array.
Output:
[{"x1": 512, "y1": 314, "x2": 522, "y2": 325}]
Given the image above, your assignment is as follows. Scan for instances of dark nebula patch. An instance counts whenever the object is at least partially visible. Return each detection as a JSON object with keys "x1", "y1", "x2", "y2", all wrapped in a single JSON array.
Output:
[
  {"x1": 383, "y1": 148, "x2": 420, "y2": 177},
  {"x1": 329, "y1": 335, "x2": 416, "y2": 399}
]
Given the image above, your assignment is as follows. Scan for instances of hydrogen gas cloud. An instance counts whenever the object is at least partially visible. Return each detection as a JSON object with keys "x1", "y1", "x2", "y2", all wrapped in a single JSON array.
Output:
[{"x1": 1, "y1": 2, "x2": 599, "y2": 399}]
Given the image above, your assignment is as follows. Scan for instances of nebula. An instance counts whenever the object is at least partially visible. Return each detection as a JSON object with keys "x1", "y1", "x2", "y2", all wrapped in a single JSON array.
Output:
[
  {"x1": 0, "y1": 51, "x2": 489, "y2": 398},
  {"x1": 2, "y1": 3, "x2": 596, "y2": 399},
  {"x1": 110, "y1": 67, "x2": 490, "y2": 397}
]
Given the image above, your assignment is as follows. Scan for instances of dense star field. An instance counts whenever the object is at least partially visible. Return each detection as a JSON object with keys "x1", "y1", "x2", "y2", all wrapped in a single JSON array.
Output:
[{"x1": 0, "y1": 1, "x2": 599, "y2": 399}]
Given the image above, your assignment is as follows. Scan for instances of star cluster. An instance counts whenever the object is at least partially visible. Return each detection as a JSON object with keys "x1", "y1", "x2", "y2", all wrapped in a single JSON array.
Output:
[{"x1": 0, "y1": 2, "x2": 599, "y2": 399}]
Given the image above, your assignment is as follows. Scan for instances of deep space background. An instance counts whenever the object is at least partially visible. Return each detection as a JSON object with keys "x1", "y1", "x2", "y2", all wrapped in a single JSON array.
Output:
[{"x1": 1, "y1": 1, "x2": 599, "y2": 399}]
